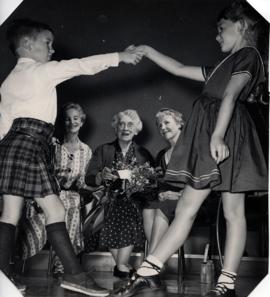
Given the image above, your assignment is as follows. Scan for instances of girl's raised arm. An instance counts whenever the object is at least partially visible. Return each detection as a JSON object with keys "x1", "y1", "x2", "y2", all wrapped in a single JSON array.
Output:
[{"x1": 137, "y1": 45, "x2": 204, "y2": 82}]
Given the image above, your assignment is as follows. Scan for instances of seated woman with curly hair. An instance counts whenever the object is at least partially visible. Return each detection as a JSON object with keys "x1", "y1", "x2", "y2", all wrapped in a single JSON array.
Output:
[{"x1": 85, "y1": 109, "x2": 153, "y2": 279}]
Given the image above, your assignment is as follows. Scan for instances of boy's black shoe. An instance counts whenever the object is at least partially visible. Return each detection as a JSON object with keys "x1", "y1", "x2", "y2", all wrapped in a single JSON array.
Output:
[
  {"x1": 61, "y1": 272, "x2": 109, "y2": 296},
  {"x1": 110, "y1": 273, "x2": 163, "y2": 297},
  {"x1": 10, "y1": 277, "x2": 27, "y2": 293}
]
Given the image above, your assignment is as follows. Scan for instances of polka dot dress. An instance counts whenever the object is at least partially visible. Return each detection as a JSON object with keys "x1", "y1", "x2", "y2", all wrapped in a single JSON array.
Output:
[{"x1": 100, "y1": 144, "x2": 145, "y2": 249}]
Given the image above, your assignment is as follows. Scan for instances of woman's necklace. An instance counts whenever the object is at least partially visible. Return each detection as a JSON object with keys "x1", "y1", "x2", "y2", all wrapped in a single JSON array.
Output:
[{"x1": 63, "y1": 137, "x2": 80, "y2": 155}]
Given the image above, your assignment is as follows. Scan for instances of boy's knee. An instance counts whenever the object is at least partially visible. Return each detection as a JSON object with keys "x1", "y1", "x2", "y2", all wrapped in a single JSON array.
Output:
[{"x1": 45, "y1": 203, "x2": 66, "y2": 223}]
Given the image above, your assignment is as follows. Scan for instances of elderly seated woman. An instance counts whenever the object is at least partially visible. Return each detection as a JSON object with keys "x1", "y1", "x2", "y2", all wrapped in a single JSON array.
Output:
[{"x1": 85, "y1": 109, "x2": 153, "y2": 279}]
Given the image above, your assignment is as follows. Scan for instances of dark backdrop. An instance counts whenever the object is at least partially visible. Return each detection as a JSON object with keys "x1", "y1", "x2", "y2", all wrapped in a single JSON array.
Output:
[{"x1": 0, "y1": 0, "x2": 238, "y2": 156}]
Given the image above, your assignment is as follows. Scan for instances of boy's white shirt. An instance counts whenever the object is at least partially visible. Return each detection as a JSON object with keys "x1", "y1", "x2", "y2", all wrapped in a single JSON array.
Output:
[{"x1": 0, "y1": 53, "x2": 119, "y2": 139}]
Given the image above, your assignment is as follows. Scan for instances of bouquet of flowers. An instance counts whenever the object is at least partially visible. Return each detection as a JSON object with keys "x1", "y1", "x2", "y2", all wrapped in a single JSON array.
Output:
[{"x1": 110, "y1": 158, "x2": 157, "y2": 197}]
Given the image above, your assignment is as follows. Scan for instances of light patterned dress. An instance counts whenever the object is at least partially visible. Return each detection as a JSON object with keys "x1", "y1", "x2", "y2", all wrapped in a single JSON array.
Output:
[{"x1": 18, "y1": 140, "x2": 92, "y2": 260}]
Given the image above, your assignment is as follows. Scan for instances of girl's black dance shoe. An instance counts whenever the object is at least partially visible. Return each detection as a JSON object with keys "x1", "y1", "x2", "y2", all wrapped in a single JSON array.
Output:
[
  {"x1": 110, "y1": 273, "x2": 164, "y2": 297},
  {"x1": 205, "y1": 286, "x2": 236, "y2": 297}
]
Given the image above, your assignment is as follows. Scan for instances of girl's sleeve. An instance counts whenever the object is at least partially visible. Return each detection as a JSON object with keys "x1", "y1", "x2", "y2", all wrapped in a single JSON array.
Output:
[{"x1": 232, "y1": 48, "x2": 265, "y2": 83}]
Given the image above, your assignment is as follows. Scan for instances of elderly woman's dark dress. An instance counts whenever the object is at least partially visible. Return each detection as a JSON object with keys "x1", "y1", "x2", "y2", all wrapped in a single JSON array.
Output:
[{"x1": 85, "y1": 140, "x2": 153, "y2": 249}]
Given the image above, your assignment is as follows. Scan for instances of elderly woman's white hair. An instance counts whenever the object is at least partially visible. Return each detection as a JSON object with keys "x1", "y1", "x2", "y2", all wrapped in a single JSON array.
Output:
[
  {"x1": 111, "y1": 109, "x2": 143, "y2": 135},
  {"x1": 156, "y1": 108, "x2": 185, "y2": 129}
]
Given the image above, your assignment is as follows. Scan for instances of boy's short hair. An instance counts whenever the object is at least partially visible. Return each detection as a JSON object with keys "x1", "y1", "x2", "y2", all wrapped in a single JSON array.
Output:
[{"x1": 6, "y1": 18, "x2": 54, "y2": 55}]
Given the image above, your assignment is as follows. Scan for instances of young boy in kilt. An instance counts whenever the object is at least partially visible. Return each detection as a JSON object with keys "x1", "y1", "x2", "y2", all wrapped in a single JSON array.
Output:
[{"x1": 0, "y1": 18, "x2": 142, "y2": 296}]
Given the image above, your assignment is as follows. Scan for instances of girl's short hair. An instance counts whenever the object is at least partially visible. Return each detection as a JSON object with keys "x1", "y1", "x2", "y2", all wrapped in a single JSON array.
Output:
[
  {"x1": 217, "y1": 1, "x2": 267, "y2": 47},
  {"x1": 6, "y1": 18, "x2": 54, "y2": 56},
  {"x1": 156, "y1": 108, "x2": 185, "y2": 129},
  {"x1": 62, "y1": 102, "x2": 86, "y2": 123},
  {"x1": 111, "y1": 109, "x2": 143, "y2": 134}
]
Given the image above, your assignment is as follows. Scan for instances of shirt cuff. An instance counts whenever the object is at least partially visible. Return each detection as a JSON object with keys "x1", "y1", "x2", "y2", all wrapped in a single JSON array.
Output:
[{"x1": 111, "y1": 52, "x2": 120, "y2": 67}]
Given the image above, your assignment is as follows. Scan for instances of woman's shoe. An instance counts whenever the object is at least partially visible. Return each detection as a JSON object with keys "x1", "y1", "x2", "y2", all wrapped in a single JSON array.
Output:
[
  {"x1": 52, "y1": 263, "x2": 64, "y2": 279},
  {"x1": 113, "y1": 266, "x2": 130, "y2": 279}
]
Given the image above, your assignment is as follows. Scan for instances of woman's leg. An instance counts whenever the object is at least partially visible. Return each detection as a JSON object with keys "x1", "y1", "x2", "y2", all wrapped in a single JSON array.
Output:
[
  {"x1": 148, "y1": 210, "x2": 169, "y2": 255},
  {"x1": 142, "y1": 209, "x2": 156, "y2": 244},
  {"x1": 110, "y1": 248, "x2": 119, "y2": 266},
  {"x1": 115, "y1": 245, "x2": 134, "y2": 272},
  {"x1": 0, "y1": 195, "x2": 24, "y2": 275}
]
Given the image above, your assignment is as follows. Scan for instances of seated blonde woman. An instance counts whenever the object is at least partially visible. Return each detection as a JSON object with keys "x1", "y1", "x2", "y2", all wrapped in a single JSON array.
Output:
[
  {"x1": 85, "y1": 109, "x2": 153, "y2": 279},
  {"x1": 143, "y1": 108, "x2": 185, "y2": 255},
  {"x1": 18, "y1": 103, "x2": 94, "y2": 277}
]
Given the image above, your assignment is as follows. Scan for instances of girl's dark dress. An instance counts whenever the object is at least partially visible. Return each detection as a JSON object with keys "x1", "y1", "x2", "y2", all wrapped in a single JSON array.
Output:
[{"x1": 165, "y1": 47, "x2": 268, "y2": 192}]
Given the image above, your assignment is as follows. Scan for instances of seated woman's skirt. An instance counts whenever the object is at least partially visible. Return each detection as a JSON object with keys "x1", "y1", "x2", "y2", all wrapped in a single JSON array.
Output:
[{"x1": 0, "y1": 117, "x2": 59, "y2": 199}]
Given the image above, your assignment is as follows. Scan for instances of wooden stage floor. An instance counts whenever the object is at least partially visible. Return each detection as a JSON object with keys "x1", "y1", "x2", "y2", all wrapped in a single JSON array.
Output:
[{"x1": 18, "y1": 271, "x2": 262, "y2": 297}]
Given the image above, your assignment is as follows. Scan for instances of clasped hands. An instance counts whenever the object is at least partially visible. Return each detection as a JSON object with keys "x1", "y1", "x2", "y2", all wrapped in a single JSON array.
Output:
[{"x1": 120, "y1": 45, "x2": 149, "y2": 65}]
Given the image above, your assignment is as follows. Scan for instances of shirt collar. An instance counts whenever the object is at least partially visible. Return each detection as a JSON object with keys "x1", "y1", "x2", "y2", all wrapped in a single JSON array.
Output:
[{"x1": 18, "y1": 57, "x2": 37, "y2": 63}]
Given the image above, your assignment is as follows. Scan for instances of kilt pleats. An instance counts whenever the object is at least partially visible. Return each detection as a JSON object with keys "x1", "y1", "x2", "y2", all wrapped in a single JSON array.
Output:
[{"x1": 0, "y1": 118, "x2": 60, "y2": 198}]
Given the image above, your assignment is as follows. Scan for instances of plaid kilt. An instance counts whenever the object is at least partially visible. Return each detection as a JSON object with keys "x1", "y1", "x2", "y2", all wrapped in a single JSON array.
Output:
[{"x1": 0, "y1": 118, "x2": 60, "y2": 199}]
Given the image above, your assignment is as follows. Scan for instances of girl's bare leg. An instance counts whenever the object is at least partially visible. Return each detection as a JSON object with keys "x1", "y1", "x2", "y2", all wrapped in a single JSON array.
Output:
[
  {"x1": 148, "y1": 210, "x2": 169, "y2": 255},
  {"x1": 204, "y1": 192, "x2": 246, "y2": 296},
  {"x1": 142, "y1": 209, "x2": 155, "y2": 244},
  {"x1": 221, "y1": 192, "x2": 246, "y2": 272},
  {"x1": 149, "y1": 185, "x2": 211, "y2": 264}
]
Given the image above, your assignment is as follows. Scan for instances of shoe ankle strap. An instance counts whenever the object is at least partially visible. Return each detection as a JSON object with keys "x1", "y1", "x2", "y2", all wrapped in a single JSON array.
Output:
[
  {"x1": 141, "y1": 259, "x2": 161, "y2": 273},
  {"x1": 221, "y1": 270, "x2": 236, "y2": 282}
]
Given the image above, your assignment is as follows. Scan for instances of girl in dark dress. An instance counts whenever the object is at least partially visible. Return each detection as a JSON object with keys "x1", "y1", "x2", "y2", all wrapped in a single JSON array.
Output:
[
  {"x1": 143, "y1": 108, "x2": 185, "y2": 255},
  {"x1": 85, "y1": 109, "x2": 153, "y2": 278},
  {"x1": 113, "y1": 2, "x2": 268, "y2": 297}
]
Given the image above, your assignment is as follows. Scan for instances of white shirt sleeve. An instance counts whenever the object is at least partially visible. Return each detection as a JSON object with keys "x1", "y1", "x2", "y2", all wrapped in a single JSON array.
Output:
[{"x1": 44, "y1": 52, "x2": 120, "y2": 86}]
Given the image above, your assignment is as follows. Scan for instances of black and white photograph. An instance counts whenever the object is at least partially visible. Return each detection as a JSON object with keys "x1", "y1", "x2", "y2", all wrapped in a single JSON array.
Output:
[{"x1": 0, "y1": 0, "x2": 269, "y2": 297}]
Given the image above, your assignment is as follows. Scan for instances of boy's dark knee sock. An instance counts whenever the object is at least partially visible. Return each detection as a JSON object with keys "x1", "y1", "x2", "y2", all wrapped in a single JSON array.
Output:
[
  {"x1": 0, "y1": 222, "x2": 16, "y2": 276},
  {"x1": 46, "y1": 222, "x2": 83, "y2": 275}
]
